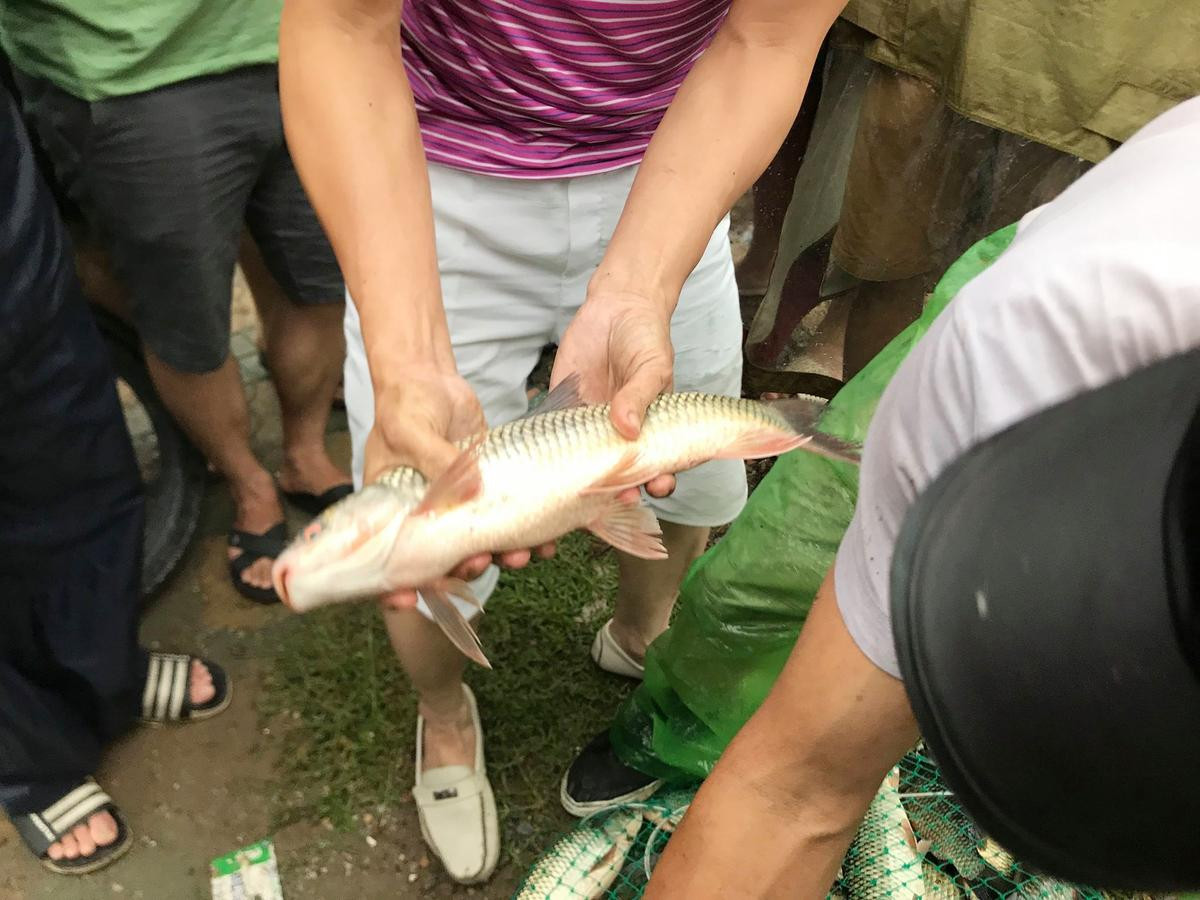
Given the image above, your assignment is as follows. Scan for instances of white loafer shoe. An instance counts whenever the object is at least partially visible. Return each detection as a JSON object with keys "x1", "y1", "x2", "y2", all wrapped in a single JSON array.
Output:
[
  {"x1": 591, "y1": 619, "x2": 645, "y2": 680},
  {"x1": 412, "y1": 685, "x2": 500, "y2": 884}
]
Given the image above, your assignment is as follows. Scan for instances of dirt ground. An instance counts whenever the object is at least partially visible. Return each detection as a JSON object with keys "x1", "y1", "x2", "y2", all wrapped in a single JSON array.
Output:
[
  {"x1": 0, "y1": 202, "x2": 755, "y2": 900},
  {"x1": 0, "y1": 388, "x2": 517, "y2": 900}
]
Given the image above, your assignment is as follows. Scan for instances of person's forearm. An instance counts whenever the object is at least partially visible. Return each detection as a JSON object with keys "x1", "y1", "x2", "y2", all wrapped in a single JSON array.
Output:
[
  {"x1": 644, "y1": 692, "x2": 869, "y2": 898},
  {"x1": 593, "y1": 0, "x2": 845, "y2": 309},
  {"x1": 645, "y1": 578, "x2": 919, "y2": 897},
  {"x1": 279, "y1": 0, "x2": 453, "y2": 389}
]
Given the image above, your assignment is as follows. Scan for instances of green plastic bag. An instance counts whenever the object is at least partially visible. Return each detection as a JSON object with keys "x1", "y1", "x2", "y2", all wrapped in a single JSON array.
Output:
[{"x1": 611, "y1": 224, "x2": 1019, "y2": 781}]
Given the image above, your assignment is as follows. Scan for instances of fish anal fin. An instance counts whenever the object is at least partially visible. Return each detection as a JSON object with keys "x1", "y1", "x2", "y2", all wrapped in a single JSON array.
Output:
[
  {"x1": 581, "y1": 448, "x2": 661, "y2": 495},
  {"x1": 440, "y1": 576, "x2": 483, "y2": 610},
  {"x1": 414, "y1": 440, "x2": 484, "y2": 516},
  {"x1": 588, "y1": 497, "x2": 667, "y2": 560},
  {"x1": 421, "y1": 582, "x2": 491, "y2": 669},
  {"x1": 523, "y1": 372, "x2": 585, "y2": 417}
]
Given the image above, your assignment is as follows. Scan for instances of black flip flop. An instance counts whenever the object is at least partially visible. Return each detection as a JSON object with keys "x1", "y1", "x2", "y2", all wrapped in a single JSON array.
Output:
[
  {"x1": 229, "y1": 522, "x2": 288, "y2": 604},
  {"x1": 282, "y1": 483, "x2": 354, "y2": 516},
  {"x1": 139, "y1": 652, "x2": 232, "y2": 724},
  {"x1": 13, "y1": 778, "x2": 132, "y2": 875}
]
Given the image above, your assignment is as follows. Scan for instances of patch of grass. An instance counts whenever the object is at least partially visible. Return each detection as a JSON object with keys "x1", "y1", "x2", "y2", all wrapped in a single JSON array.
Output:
[{"x1": 264, "y1": 532, "x2": 635, "y2": 868}]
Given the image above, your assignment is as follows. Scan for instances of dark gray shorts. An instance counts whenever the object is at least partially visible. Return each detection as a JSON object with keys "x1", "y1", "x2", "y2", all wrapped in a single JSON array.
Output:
[{"x1": 15, "y1": 65, "x2": 344, "y2": 373}]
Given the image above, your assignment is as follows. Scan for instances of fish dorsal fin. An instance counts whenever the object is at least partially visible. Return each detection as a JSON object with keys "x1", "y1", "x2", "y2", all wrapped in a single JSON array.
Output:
[
  {"x1": 413, "y1": 439, "x2": 483, "y2": 516},
  {"x1": 523, "y1": 372, "x2": 584, "y2": 418}
]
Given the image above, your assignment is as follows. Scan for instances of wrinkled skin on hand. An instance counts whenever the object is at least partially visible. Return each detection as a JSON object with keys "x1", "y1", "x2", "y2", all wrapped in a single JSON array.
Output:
[
  {"x1": 368, "y1": 366, "x2": 556, "y2": 611},
  {"x1": 552, "y1": 291, "x2": 679, "y2": 498}
]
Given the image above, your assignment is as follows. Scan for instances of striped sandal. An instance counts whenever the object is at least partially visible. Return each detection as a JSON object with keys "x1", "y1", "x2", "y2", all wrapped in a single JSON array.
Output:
[
  {"x1": 139, "y1": 652, "x2": 232, "y2": 724},
  {"x1": 12, "y1": 777, "x2": 132, "y2": 875}
]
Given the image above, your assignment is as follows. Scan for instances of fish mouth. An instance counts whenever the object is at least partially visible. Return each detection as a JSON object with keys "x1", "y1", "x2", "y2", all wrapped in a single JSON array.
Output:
[{"x1": 271, "y1": 516, "x2": 409, "y2": 612}]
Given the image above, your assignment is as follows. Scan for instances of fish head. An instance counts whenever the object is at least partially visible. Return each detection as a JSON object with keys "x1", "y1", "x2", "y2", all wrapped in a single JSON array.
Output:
[{"x1": 272, "y1": 482, "x2": 420, "y2": 611}]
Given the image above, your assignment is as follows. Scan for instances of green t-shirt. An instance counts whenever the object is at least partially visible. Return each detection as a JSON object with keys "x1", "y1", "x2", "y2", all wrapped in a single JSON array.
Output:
[{"x1": 0, "y1": 0, "x2": 281, "y2": 101}]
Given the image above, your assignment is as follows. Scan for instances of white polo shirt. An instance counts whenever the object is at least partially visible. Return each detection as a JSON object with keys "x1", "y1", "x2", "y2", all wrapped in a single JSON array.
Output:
[{"x1": 834, "y1": 97, "x2": 1200, "y2": 678}]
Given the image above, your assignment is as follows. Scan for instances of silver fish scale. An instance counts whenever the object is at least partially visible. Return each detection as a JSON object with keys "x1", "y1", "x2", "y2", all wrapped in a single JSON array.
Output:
[
  {"x1": 474, "y1": 392, "x2": 786, "y2": 465},
  {"x1": 375, "y1": 465, "x2": 427, "y2": 493},
  {"x1": 517, "y1": 828, "x2": 612, "y2": 896},
  {"x1": 516, "y1": 810, "x2": 643, "y2": 899},
  {"x1": 373, "y1": 392, "x2": 791, "y2": 487},
  {"x1": 842, "y1": 771, "x2": 924, "y2": 900}
]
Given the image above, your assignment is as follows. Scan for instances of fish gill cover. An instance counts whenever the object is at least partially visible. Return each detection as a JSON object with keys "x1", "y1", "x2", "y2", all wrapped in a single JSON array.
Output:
[{"x1": 512, "y1": 747, "x2": 1162, "y2": 900}]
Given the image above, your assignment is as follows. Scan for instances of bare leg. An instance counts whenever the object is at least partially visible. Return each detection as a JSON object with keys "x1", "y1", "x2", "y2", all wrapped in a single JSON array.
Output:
[
  {"x1": 842, "y1": 275, "x2": 928, "y2": 381},
  {"x1": 384, "y1": 607, "x2": 476, "y2": 770},
  {"x1": 144, "y1": 351, "x2": 282, "y2": 590},
  {"x1": 609, "y1": 520, "x2": 709, "y2": 662},
  {"x1": 239, "y1": 239, "x2": 347, "y2": 496},
  {"x1": 737, "y1": 146, "x2": 805, "y2": 297}
]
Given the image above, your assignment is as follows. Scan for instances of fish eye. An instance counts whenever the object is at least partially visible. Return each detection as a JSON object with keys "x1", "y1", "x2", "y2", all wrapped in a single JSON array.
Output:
[{"x1": 301, "y1": 520, "x2": 323, "y2": 542}]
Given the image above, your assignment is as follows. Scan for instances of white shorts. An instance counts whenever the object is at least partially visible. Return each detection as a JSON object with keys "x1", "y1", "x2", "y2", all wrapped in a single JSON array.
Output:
[{"x1": 344, "y1": 163, "x2": 746, "y2": 616}]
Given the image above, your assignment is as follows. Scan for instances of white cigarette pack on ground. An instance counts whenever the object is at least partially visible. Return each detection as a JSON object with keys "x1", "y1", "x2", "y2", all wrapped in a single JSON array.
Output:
[{"x1": 210, "y1": 839, "x2": 285, "y2": 900}]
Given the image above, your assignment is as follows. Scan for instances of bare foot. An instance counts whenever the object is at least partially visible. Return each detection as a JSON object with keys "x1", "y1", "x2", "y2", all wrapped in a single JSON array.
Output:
[
  {"x1": 45, "y1": 811, "x2": 118, "y2": 862},
  {"x1": 189, "y1": 658, "x2": 216, "y2": 707},
  {"x1": 277, "y1": 446, "x2": 350, "y2": 499},
  {"x1": 419, "y1": 697, "x2": 477, "y2": 771},
  {"x1": 227, "y1": 469, "x2": 285, "y2": 591}
]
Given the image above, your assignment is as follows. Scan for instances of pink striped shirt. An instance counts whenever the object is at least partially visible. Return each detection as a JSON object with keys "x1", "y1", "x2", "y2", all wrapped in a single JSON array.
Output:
[{"x1": 401, "y1": 0, "x2": 730, "y2": 179}]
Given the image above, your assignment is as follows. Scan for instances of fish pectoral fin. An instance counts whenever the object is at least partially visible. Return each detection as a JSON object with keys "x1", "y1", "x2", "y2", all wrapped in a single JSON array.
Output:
[
  {"x1": 588, "y1": 496, "x2": 668, "y2": 560},
  {"x1": 523, "y1": 372, "x2": 585, "y2": 416},
  {"x1": 414, "y1": 441, "x2": 484, "y2": 516},
  {"x1": 422, "y1": 582, "x2": 492, "y2": 669},
  {"x1": 582, "y1": 448, "x2": 662, "y2": 495}
]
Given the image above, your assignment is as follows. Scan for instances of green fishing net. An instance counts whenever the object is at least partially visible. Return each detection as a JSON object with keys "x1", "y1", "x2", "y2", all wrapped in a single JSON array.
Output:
[{"x1": 512, "y1": 747, "x2": 1162, "y2": 899}]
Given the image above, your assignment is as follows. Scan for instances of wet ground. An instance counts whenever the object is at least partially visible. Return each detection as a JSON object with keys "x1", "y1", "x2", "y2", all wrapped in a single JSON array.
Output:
[{"x1": 0, "y1": 201, "x2": 755, "y2": 900}]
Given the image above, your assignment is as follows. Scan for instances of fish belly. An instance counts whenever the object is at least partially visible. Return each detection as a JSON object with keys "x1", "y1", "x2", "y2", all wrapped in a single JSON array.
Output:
[{"x1": 844, "y1": 769, "x2": 926, "y2": 900}]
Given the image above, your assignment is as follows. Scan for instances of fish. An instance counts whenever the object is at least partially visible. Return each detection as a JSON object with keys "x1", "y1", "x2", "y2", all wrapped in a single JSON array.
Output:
[
  {"x1": 642, "y1": 788, "x2": 694, "y2": 834},
  {"x1": 1016, "y1": 874, "x2": 1078, "y2": 899},
  {"x1": 516, "y1": 809, "x2": 643, "y2": 900},
  {"x1": 638, "y1": 787, "x2": 697, "y2": 879},
  {"x1": 901, "y1": 793, "x2": 987, "y2": 881},
  {"x1": 842, "y1": 766, "x2": 927, "y2": 899},
  {"x1": 272, "y1": 375, "x2": 858, "y2": 666},
  {"x1": 977, "y1": 838, "x2": 1018, "y2": 877},
  {"x1": 923, "y1": 859, "x2": 968, "y2": 899}
]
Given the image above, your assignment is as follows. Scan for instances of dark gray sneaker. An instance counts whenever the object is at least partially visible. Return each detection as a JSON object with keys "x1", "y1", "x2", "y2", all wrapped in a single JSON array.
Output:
[{"x1": 560, "y1": 728, "x2": 663, "y2": 817}]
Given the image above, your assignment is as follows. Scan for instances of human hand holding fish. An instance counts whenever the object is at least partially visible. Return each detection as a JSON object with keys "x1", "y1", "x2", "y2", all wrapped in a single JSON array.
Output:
[
  {"x1": 364, "y1": 364, "x2": 558, "y2": 611},
  {"x1": 551, "y1": 287, "x2": 679, "y2": 500},
  {"x1": 273, "y1": 369, "x2": 861, "y2": 669}
]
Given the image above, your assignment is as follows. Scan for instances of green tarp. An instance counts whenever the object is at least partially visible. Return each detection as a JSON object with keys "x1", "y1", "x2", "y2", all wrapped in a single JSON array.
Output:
[{"x1": 611, "y1": 223, "x2": 1019, "y2": 781}]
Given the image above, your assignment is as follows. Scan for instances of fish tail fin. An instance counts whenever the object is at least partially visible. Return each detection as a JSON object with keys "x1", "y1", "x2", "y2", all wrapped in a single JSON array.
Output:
[
  {"x1": 422, "y1": 581, "x2": 491, "y2": 669},
  {"x1": 714, "y1": 397, "x2": 861, "y2": 464},
  {"x1": 588, "y1": 497, "x2": 668, "y2": 560}
]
